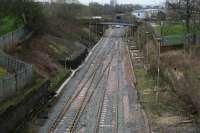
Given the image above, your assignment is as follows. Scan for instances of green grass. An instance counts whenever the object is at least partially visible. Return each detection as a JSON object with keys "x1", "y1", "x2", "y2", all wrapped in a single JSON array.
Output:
[
  {"x1": 155, "y1": 24, "x2": 186, "y2": 36},
  {"x1": 0, "y1": 16, "x2": 23, "y2": 36},
  {"x1": 49, "y1": 44, "x2": 71, "y2": 59},
  {"x1": 154, "y1": 24, "x2": 187, "y2": 45},
  {"x1": 49, "y1": 69, "x2": 71, "y2": 92},
  {"x1": 135, "y1": 68, "x2": 192, "y2": 131},
  {"x1": 135, "y1": 69, "x2": 157, "y2": 114},
  {"x1": 135, "y1": 69, "x2": 154, "y2": 92}
]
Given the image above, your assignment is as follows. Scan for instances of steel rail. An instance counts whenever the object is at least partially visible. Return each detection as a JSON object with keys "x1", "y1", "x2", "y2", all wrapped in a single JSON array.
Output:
[
  {"x1": 94, "y1": 54, "x2": 112, "y2": 133},
  {"x1": 69, "y1": 43, "x2": 115, "y2": 133},
  {"x1": 114, "y1": 39, "x2": 121, "y2": 133},
  {"x1": 94, "y1": 39, "x2": 120, "y2": 133},
  {"x1": 48, "y1": 35, "x2": 114, "y2": 133},
  {"x1": 48, "y1": 38, "x2": 107, "y2": 133}
]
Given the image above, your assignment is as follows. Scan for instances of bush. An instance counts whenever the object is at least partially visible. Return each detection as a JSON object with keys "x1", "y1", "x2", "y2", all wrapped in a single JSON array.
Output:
[{"x1": 0, "y1": 16, "x2": 23, "y2": 35}]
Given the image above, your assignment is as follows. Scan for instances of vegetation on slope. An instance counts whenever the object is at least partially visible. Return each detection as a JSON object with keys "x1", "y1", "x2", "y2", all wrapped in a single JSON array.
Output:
[
  {"x1": 0, "y1": 16, "x2": 23, "y2": 35},
  {"x1": 0, "y1": 2, "x2": 98, "y2": 119},
  {"x1": 9, "y1": 3, "x2": 98, "y2": 78},
  {"x1": 0, "y1": 0, "x2": 44, "y2": 33},
  {"x1": 135, "y1": 68, "x2": 197, "y2": 132},
  {"x1": 155, "y1": 23, "x2": 186, "y2": 36},
  {"x1": 135, "y1": 23, "x2": 200, "y2": 130}
]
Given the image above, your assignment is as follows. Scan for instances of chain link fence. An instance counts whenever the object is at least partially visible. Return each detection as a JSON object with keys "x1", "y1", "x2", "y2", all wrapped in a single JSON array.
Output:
[{"x1": 0, "y1": 51, "x2": 34, "y2": 101}]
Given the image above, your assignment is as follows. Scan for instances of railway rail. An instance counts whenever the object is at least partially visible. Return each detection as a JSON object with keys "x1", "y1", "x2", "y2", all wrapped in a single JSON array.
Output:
[
  {"x1": 38, "y1": 28, "x2": 148, "y2": 133},
  {"x1": 48, "y1": 33, "x2": 115, "y2": 133}
]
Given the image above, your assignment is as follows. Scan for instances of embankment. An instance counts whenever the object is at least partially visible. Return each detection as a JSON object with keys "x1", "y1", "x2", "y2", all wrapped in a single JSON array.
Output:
[{"x1": 135, "y1": 22, "x2": 200, "y2": 116}]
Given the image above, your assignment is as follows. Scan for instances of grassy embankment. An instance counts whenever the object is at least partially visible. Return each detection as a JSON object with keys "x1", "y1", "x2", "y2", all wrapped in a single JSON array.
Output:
[
  {"x1": 154, "y1": 23, "x2": 186, "y2": 45},
  {"x1": 154, "y1": 23, "x2": 186, "y2": 36},
  {"x1": 135, "y1": 68, "x2": 196, "y2": 132},
  {"x1": 155, "y1": 23, "x2": 200, "y2": 45},
  {"x1": 134, "y1": 23, "x2": 199, "y2": 132},
  {"x1": 0, "y1": 15, "x2": 23, "y2": 79},
  {"x1": 0, "y1": 4, "x2": 99, "y2": 133}
]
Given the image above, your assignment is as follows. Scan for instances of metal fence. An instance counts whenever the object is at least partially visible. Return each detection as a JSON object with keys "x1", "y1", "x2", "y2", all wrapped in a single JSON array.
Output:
[
  {"x1": 0, "y1": 52, "x2": 34, "y2": 100},
  {"x1": 0, "y1": 27, "x2": 28, "y2": 51}
]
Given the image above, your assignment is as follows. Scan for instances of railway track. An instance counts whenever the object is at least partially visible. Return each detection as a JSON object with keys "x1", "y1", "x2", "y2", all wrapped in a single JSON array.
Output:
[
  {"x1": 47, "y1": 41, "x2": 105, "y2": 133},
  {"x1": 38, "y1": 28, "x2": 149, "y2": 133},
  {"x1": 94, "y1": 49, "x2": 113, "y2": 133},
  {"x1": 115, "y1": 40, "x2": 121, "y2": 133},
  {"x1": 94, "y1": 40, "x2": 121, "y2": 133},
  {"x1": 68, "y1": 52, "x2": 114, "y2": 133},
  {"x1": 48, "y1": 35, "x2": 115, "y2": 133}
]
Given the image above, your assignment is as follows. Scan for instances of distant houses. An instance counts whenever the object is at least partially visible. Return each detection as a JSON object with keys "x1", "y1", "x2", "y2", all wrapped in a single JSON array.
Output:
[{"x1": 132, "y1": 9, "x2": 166, "y2": 21}]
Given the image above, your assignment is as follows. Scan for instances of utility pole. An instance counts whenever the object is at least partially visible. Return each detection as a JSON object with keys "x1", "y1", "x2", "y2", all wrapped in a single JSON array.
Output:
[
  {"x1": 89, "y1": 0, "x2": 92, "y2": 46},
  {"x1": 145, "y1": 32, "x2": 150, "y2": 66},
  {"x1": 155, "y1": 38, "x2": 161, "y2": 104},
  {"x1": 96, "y1": 19, "x2": 98, "y2": 39}
]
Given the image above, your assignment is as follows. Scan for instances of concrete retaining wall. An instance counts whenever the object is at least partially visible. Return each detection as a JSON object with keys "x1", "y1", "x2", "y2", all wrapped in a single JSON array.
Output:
[{"x1": 59, "y1": 48, "x2": 88, "y2": 69}]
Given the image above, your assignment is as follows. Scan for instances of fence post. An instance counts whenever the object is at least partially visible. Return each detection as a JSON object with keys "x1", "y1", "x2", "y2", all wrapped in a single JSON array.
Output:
[
  {"x1": 15, "y1": 72, "x2": 18, "y2": 92},
  {"x1": 2, "y1": 79, "x2": 4, "y2": 100},
  {"x1": 0, "y1": 80, "x2": 3, "y2": 99}
]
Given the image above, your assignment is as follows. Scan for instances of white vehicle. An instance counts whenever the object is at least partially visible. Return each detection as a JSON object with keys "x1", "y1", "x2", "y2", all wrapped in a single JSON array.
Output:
[{"x1": 115, "y1": 25, "x2": 122, "y2": 28}]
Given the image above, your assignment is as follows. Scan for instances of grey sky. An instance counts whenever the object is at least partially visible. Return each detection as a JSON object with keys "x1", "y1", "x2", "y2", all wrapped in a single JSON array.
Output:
[
  {"x1": 36, "y1": 0, "x2": 165, "y2": 6},
  {"x1": 80, "y1": 0, "x2": 166, "y2": 5}
]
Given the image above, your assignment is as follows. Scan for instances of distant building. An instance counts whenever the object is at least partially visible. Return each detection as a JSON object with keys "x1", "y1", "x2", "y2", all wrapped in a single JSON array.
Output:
[
  {"x1": 166, "y1": 0, "x2": 179, "y2": 4},
  {"x1": 110, "y1": 0, "x2": 117, "y2": 7},
  {"x1": 56, "y1": 0, "x2": 65, "y2": 3},
  {"x1": 35, "y1": 0, "x2": 79, "y2": 4},
  {"x1": 132, "y1": 9, "x2": 165, "y2": 20},
  {"x1": 91, "y1": 16, "x2": 103, "y2": 20},
  {"x1": 56, "y1": 0, "x2": 79, "y2": 4}
]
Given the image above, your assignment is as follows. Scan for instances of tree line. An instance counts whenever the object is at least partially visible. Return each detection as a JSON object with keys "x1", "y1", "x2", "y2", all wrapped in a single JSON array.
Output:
[
  {"x1": 89, "y1": 3, "x2": 142, "y2": 16},
  {"x1": 0, "y1": 1, "x2": 139, "y2": 33},
  {"x1": 0, "y1": 0, "x2": 44, "y2": 33}
]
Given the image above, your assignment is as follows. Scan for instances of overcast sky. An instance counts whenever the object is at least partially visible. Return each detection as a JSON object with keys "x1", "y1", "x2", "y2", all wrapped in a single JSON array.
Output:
[
  {"x1": 80, "y1": 0, "x2": 166, "y2": 5},
  {"x1": 37, "y1": 0, "x2": 166, "y2": 6}
]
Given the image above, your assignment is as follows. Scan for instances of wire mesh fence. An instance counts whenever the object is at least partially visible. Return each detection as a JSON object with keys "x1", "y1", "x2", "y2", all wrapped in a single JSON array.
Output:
[
  {"x1": 0, "y1": 52, "x2": 34, "y2": 100},
  {"x1": 0, "y1": 27, "x2": 28, "y2": 51}
]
